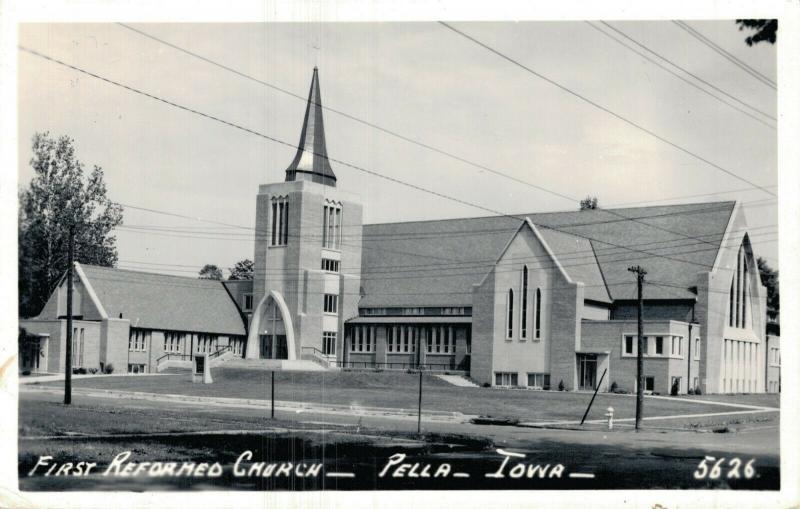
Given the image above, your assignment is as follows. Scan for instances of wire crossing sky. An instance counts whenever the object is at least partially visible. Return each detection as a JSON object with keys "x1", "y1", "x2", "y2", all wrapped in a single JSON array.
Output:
[{"x1": 17, "y1": 21, "x2": 778, "y2": 277}]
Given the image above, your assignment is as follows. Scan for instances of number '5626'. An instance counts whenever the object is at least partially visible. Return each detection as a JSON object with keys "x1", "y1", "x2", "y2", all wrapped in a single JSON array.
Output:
[{"x1": 693, "y1": 457, "x2": 755, "y2": 480}]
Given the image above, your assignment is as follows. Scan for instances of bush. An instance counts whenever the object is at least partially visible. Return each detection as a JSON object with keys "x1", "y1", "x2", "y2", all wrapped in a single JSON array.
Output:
[
  {"x1": 688, "y1": 388, "x2": 695, "y2": 395},
  {"x1": 695, "y1": 387, "x2": 702, "y2": 395},
  {"x1": 103, "y1": 363, "x2": 114, "y2": 374},
  {"x1": 21, "y1": 370, "x2": 31, "y2": 376},
  {"x1": 482, "y1": 382, "x2": 491, "y2": 388},
  {"x1": 88, "y1": 367, "x2": 98, "y2": 374},
  {"x1": 558, "y1": 379, "x2": 565, "y2": 391},
  {"x1": 77, "y1": 367, "x2": 87, "y2": 375},
  {"x1": 610, "y1": 381, "x2": 618, "y2": 393},
  {"x1": 671, "y1": 380, "x2": 679, "y2": 396}
]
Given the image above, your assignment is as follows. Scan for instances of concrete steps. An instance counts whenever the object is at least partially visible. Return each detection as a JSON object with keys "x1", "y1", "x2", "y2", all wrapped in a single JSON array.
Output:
[
  {"x1": 435, "y1": 374, "x2": 480, "y2": 388},
  {"x1": 222, "y1": 358, "x2": 328, "y2": 371}
]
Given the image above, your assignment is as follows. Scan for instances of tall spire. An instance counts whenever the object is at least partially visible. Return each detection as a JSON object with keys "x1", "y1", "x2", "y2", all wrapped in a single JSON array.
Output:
[{"x1": 285, "y1": 67, "x2": 337, "y2": 187}]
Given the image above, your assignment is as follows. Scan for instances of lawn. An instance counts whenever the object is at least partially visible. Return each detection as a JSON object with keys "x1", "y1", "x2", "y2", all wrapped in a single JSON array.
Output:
[{"x1": 33, "y1": 368, "x2": 761, "y2": 423}]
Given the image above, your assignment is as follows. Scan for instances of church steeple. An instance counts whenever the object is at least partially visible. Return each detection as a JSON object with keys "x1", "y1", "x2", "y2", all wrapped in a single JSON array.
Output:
[{"x1": 285, "y1": 67, "x2": 337, "y2": 187}]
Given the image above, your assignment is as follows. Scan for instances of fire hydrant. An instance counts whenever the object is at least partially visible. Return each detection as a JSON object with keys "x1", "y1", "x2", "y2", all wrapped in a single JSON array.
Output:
[{"x1": 605, "y1": 407, "x2": 614, "y2": 430}]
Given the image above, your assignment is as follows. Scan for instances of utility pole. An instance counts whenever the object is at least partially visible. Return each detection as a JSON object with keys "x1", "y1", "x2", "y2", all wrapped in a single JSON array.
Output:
[
  {"x1": 64, "y1": 224, "x2": 75, "y2": 405},
  {"x1": 628, "y1": 265, "x2": 647, "y2": 430}
]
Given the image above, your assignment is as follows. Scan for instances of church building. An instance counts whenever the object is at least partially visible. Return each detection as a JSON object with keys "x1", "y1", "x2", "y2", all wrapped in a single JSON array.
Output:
[{"x1": 20, "y1": 69, "x2": 780, "y2": 395}]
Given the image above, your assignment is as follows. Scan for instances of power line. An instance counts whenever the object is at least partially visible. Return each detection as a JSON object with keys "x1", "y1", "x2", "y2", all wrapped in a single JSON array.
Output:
[
  {"x1": 438, "y1": 21, "x2": 776, "y2": 198},
  {"x1": 115, "y1": 23, "x2": 770, "y2": 252},
  {"x1": 585, "y1": 21, "x2": 775, "y2": 128},
  {"x1": 18, "y1": 44, "x2": 767, "y2": 273},
  {"x1": 672, "y1": 21, "x2": 777, "y2": 89}
]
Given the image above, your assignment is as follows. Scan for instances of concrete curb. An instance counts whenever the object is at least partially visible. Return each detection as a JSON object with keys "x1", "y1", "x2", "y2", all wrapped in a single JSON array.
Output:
[{"x1": 21, "y1": 385, "x2": 469, "y2": 422}]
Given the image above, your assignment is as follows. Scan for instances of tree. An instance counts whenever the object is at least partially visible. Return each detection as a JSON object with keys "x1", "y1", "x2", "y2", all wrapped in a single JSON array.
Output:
[
  {"x1": 18, "y1": 132, "x2": 123, "y2": 318},
  {"x1": 735, "y1": 19, "x2": 777, "y2": 46},
  {"x1": 580, "y1": 196, "x2": 598, "y2": 210},
  {"x1": 757, "y1": 257, "x2": 779, "y2": 317},
  {"x1": 228, "y1": 259, "x2": 254, "y2": 280},
  {"x1": 198, "y1": 264, "x2": 223, "y2": 280}
]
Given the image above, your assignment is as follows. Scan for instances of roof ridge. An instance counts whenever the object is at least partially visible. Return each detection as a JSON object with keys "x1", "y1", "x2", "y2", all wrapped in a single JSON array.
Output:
[
  {"x1": 363, "y1": 200, "x2": 736, "y2": 228},
  {"x1": 80, "y1": 264, "x2": 225, "y2": 285}
]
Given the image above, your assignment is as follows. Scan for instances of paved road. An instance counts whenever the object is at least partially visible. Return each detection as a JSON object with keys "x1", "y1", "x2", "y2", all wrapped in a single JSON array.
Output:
[{"x1": 18, "y1": 390, "x2": 780, "y2": 491}]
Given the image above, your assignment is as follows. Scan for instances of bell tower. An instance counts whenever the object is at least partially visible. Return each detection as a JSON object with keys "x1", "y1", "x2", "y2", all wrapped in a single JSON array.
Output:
[{"x1": 246, "y1": 68, "x2": 363, "y2": 365}]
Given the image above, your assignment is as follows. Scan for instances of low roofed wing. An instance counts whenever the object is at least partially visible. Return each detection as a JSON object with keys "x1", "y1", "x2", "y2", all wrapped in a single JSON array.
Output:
[
  {"x1": 79, "y1": 265, "x2": 246, "y2": 335},
  {"x1": 359, "y1": 201, "x2": 735, "y2": 307}
]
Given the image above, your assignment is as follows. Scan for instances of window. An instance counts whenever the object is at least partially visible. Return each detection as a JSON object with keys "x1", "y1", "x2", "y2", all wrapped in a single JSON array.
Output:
[
  {"x1": 323, "y1": 294, "x2": 338, "y2": 314},
  {"x1": 527, "y1": 373, "x2": 550, "y2": 390},
  {"x1": 728, "y1": 244, "x2": 751, "y2": 329},
  {"x1": 671, "y1": 336, "x2": 683, "y2": 357},
  {"x1": 636, "y1": 376, "x2": 655, "y2": 392},
  {"x1": 322, "y1": 332, "x2": 336, "y2": 356},
  {"x1": 196, "y1": 334, "x2": 218, "y2": 354},
  {"x1": 534, "y1": 288, "x2": 542, "y2": 339},
  {"x1": 693, "y1": 377, "x2": 699, "y2": 391},
  {"x1": 506, "y1": 289, "x2": 514, "y2": 339},
  {"x1": 426, "y1": 326, "x2": 454, "y2": 354},
  {"x1": 671, "y1": 376, "x2": 682, "y2": 392},
  {"x1": 495, "y1": 372, "x2": 518, "y2": 387},
  {"x1": 465, "y1": 328, "x2": 471, "y2": 355},
  {"x1": 351, "y1": 326, "x2": 375, "y2": 353},
  {"x1": 694, "y1": 338, "x2": 701, "y2": 360},
  {"x1": 71, "y1": 328, "x2": 85, "y2": 367},
  {"x1": 128, "y1": 329, "x2": 149, "y2": 352},
  {"x1": 243, "y1": 294, "x2": 253, "y2": 311},
  {"x1": 322, "y1": 203, "x2": 342, "y2": 249},
  {"x1": 625, "y1": 335, "x2": 634, "y2": 355},
  {"x1": 642, "y1": 337, "x2": 649, "y2": 355},
  {"x1": 442, "y1": 307, "x2": 466, "y2": 315},
  {"x1": 127, "y1": 363, "x2": 147, "y2": 374},
  {"x1": 655, "y1": 336, "x2": 663, "y2": 355},
  {"x1": 270, "y1": 197, "x2": 289, "y2": 246},
  {"x1": 520, "y1": 266, "x2": 528, "y2": 338},
  {"x1": 163, "y1": 332, "x2": 184, "y2": 353},
  {"x1": 321, "y1": 258, "x2": 340, "y2": 272}
]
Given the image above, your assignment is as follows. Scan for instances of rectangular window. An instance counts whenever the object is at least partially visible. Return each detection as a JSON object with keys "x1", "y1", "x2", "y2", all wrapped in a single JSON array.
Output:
[
  {"x1": 350, "y1": 326, "x2": 375, "y2": 353},
  {"x1": 655, "y1": 336, "x2": 663, "y2": 355},
  {"x1": 322, "y1": 332, "x2": 336, "y2": 356},
  {"x1": 495, "y1": 372, "x2": 518, "y2": 387},
  {"x1": 642, "y1": 337, "x2": 649, "y2": 355},
  {"x1": 465, "y1": 328, "x2": 471, "y2": 355},
  {"x1": 323, "y1": 294, "x2": 338, "y2": 314},
  {"x1": 625, "y1": 335, "x2": 634, "y2": 355},
  {"x1": 243, "y1": 294, "x2": 253, "y2": 311},
  {"x1": 128, "y1": 329, "x2": 149, "y2": 352},
  {"x1": 127, "y1": 363, "x2": 147, "y2": 374},
  {"x1": 321, "y1": 258, "x2": 340, "y2": 272},
  {"x1": 527, "y1": 373, "x2": 548, "y2": 389},
  {"x1": 694, "y1": 338, "x2": 701, "y2": 360}
]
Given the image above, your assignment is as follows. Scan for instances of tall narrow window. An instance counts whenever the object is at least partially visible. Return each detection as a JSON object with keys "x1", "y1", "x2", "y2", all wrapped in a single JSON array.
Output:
[
  {"x1": 521, "y1": 266, "x2": 528, "y2": 339},
  {"x1": 534, "y1": 288, "x2": 542, "y2": 339},
  {"x1": 506, "y1": 289, "x2": 514, "y2": 339},
  {"x1": 271, "y1": 197, "x2": 289, "y2": 246},
  {"x1": 322, "y1": 202, "x2": 343, "y2": 249},
  {"x1": 728, "y1": 244, "x2": 751, "y2": 329}
]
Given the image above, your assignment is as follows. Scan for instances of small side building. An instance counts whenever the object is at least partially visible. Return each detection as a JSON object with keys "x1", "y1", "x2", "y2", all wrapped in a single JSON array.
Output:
[{"x1": 19, "y1": 264, "x2": 247, "y2": 374}]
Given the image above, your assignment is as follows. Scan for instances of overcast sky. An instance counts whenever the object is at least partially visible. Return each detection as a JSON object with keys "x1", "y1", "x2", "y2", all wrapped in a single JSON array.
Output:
[{"x1": 18, "y1": 21, "x2": 778, "y2": 277}]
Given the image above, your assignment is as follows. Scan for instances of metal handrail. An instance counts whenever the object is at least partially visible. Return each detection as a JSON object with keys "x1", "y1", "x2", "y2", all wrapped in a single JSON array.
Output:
[
  {"x1": 209, "y1": 345, "x2": 232, "y2": 359},
  {"x1": 155, "y1": 352, "x2": 193, "y2": 365}
]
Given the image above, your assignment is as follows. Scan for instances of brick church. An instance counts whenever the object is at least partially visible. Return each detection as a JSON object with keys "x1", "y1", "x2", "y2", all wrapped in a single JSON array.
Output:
[{"x1": 20, "y1": 69, "x2": 781, "y2": 395}]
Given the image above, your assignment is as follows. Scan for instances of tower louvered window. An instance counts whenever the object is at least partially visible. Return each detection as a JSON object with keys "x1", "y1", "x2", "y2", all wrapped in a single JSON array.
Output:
[
  {"x1": 271, "y1": 197, "x2": 289, "y2": 246},
  {"x1": 728, "y1": 244, "x2": 750, "y2": 329},
  {"x1": 323, "y1": 202, "x2": 342, "y2": 249}
]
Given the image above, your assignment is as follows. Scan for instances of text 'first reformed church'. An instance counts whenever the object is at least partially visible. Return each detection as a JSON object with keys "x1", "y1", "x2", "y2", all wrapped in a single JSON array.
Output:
[{"x1": 21, "y1": 69, "x2": 781, "y2": 395}]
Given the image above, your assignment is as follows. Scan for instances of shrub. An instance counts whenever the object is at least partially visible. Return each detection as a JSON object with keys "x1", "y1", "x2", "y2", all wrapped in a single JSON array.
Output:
[
  {"x1": 104, "y1": 363, "x2": 114, "y2": 374},
  {"x1": 482, "y1": 382, "x2": 491, "y2": 388},
  {"x1": 76, "y1": 367, "x2": 87, "y2": 375},
  {"x1": 688, "y1": 388, "x2": 695, "y2": 395},
  {"x1": 21, "y1": 370, "x2": 31, "y2": 376},
  {"x1": 88, "y1": 368, "x2": 98, "y2": 374},
  {"x1": 671, "y1": 380, "x2": 679, "y2": 396},
  {"x1": 695, "y1": 387, "x2": 703, "y2": 395},
  {"x1": 610, "y1": 381, "x2": 618, "y2": 393},
  {"x1": 558, "y1": 380, "x2": 565, "y2": 391}
]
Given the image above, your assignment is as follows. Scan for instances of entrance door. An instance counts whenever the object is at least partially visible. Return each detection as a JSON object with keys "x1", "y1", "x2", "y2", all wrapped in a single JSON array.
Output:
[
  {"x1": 20, "y1": 338, "x2": 42, "y2": 372},
  {"x1": 577, "y1": 354, "x2": 597, "y2": 390},
  {"x1": 259, "y1": 334, "x2": 288, "y2": 359},
  {"x1": 259, "y1": 335, "x2": 271, "y2": 359}
]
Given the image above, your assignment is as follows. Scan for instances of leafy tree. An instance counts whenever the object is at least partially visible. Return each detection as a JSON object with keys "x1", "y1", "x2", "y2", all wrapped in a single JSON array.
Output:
[
  {"x1": 757, "y1": 257, "x2": 779, "y2": 317},
  {"x1": 228, "y1": 259, "x2": 254, "y2": 280},
  {"x1": 198, "y1": 264, "x2": 223, "y2": 280},
  {"x1": 18, "y1": 132, "x2": 123, "y2": 318},
  {"x1": 580, "y1": 196, "x2": 598, "y2": 210},
  {"x1": 735, "y1": 19, "x2": 777, "y2": 46}
]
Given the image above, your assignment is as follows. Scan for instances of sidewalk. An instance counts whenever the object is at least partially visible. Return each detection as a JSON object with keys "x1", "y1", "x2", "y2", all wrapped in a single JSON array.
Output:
[{"x1": 18, "y1": 372, "x2": 177, "y2": 385}]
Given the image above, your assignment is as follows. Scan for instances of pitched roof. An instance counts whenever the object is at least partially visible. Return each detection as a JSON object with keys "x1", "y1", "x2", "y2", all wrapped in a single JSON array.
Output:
[
  {"x1": 79, "y1": 265, "x2": 246, "y2": 335},
  {"x1": 284, "y1": 67, "x2": 337, "y2": 186},
  {"x1": 359, "y1": 201, "x2": 736, "y2": 307}
]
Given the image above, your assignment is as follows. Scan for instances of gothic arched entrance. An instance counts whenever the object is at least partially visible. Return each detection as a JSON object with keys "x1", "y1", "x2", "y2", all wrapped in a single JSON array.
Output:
[{"x1": 245, "y1": 290, "x2": 296, "y2": 360}]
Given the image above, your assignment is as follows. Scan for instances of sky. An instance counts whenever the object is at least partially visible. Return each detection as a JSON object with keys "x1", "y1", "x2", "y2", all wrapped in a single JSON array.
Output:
[{"x1": 17, "y1": 21, "x2": 778, "y2": 278}]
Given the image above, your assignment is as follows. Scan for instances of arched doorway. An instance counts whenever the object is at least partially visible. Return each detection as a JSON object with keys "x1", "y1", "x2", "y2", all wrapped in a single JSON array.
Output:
[{"x1": 245, "y1": 290, "x2": 296, "y2": 360}]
